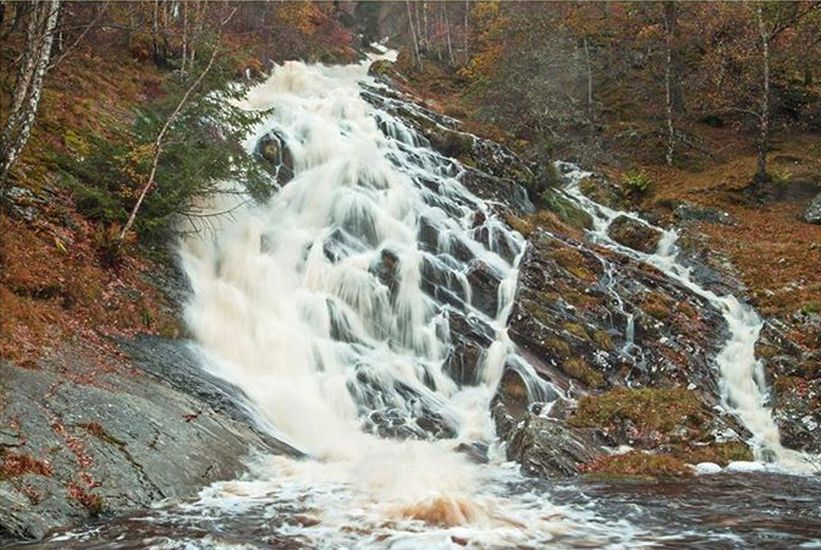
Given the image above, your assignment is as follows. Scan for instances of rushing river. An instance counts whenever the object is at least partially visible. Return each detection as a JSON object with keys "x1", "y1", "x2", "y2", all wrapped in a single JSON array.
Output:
[{"x1": 24, "y1": 52, "x2": 820, "y2": 548}]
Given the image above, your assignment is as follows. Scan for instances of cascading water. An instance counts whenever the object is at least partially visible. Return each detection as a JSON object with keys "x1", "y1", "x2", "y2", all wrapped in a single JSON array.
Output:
[
  {"x1": 36, "y1": 53, "x2": 821, "y2": 550},
  {"x1": 557, "y1": 162, "x2": 818, "y2": 473},
  {"x1": 173, "y1": 55, "x2": 625, "y2": 547}
]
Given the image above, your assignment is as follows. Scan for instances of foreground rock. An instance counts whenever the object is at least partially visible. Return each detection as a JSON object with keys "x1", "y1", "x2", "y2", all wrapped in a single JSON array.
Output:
[
  {"x1": 492, "y1": 368, "x2": 601, "y2": 477},
  {"x1": 804, "y1": 192, "x2": 821, "y2": 224},
  {"x1": 0, "y1": 336, "x2": 297, "y2": 541},
  {"x1": 607, "y1": 215, "x2": 662, "y2": 253}
]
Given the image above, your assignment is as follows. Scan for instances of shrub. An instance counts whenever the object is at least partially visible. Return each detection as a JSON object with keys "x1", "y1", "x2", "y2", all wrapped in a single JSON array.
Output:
[
  {"x1": 59, "y1": 55, "x2": 272, "y2": 243},
  {"x1": 621, "y1": 169, "x2": 653, "y2": 196}
]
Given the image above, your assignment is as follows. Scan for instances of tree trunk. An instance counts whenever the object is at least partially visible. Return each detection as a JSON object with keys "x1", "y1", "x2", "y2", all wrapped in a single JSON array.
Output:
[
  {"x1": 583, "y1": 37, "x2": 594, "y2": 130},
  {"x1": 463, "y1": 0, "x2": 469, "y2": 62},
  {"x1": 181, "y1": 0, "x2": 188, "y2": 74},
  {"x1": 421, "y1": 0, "x2": 429, "y2": 51},
  {"x1": 755, "y1": 5, "x2": 770, "y2": 185},
  {"x1": 663, "y1": 1, "x2": 675, "y2": 166},
  {"x1": 0, "y1": 0, "x2": 60, "y2": 187},
  {"x1": 406, "y1": 0, "x2": 420, "y2": 66},
  {"x1": 442, "y1": 3, "x2": 454, "y2": 64}
]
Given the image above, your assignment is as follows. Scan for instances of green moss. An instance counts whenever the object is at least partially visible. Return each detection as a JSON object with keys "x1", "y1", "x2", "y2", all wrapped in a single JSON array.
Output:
[
  {"x1": 504, "y1": 213, "x2": 535, "y2": 238},
  {"x1": 642, "y1": 292, "x2": 672, "y2": 320},
  {"x1": 549, "y1": 247, "x2": 597, "y2": 282},
  {"x1": 582, "y1": 451, "x2": 691, "y2": 478},
  {"x1": 562, "y1": 357, "x2": 605, "y2": 388},
  {"x1": 755, "y1": 343, "x2": 779, "y2": 360},
  {"x1": 679, "y1": 441, "x2": 753, "y2": 466},
  {"x1": 592, "y1": 330, "x2": 615, "y2": 351},
  {"x1": 546, "y1": 336, "x2": 572, "y2": 358},
  {"x1": 569, "y1": 387, "x2": 709, "y2": 435},
  {"x1": 563, "y1": 322, "x2": 589, "y2": 340},
  {"x1": 539, "y1": 189, "x2": 593, "y2": 231},
  {"x1": 800, "y1": 301, "x2": 820, "y2": 315}
]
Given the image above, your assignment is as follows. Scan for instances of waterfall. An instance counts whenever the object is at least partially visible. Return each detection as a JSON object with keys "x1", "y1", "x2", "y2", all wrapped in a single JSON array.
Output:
[
  {"x1": 171, "y1": 49, "x2": 817, "y2": 546},
  {"x1": 177, "y1": 56, "x2": 605, "y2": 546},
  {"x1": 557, "y1": 162, "x2": 817, "y2": 473}
]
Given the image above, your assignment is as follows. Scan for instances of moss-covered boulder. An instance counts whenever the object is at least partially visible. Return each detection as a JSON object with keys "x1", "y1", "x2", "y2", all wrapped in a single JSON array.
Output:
[{"x1": 607, "y1": 215, "x2": 661, "y2": 253}]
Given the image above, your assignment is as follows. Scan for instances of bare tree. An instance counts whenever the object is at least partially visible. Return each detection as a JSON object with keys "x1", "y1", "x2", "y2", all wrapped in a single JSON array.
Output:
[
  {"x1": 0, "y1": 0, "x2": 61, "y2": 187},
  {"x1": 463, "y1": 0, "x2": 469, "y2": 62},
  {"x1": 406, "y1": 0, "x2": 420, "y2": 66},
  {"x1": 442, "y1": 2, "x2": 454, "y2": 64},
  {"x1": 663, "y1": 1, "x2": 676, "y2": 166},
  {"x1": 754, "y1": 4, "x2": 770, "y2": 184}
]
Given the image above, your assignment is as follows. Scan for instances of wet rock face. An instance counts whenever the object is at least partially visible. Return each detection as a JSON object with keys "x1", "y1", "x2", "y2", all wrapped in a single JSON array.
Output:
[
  {"x1": 254, "y1": 130, "x2": 294, "y2": 187},
  {"x1": 607, "y1": 215, "x2": 662, "y2": 254},
  {"x1": 491, "y1": 368, "x2": 601, "y2": 477},
  {"x1": 758, "y1": 318, "x2": 821, "y2": 454},
  {"x1": 508, "y1": 230, "x2": 730, "y2": 409},
  {"x1": 804, "y1": 192, "x2": 821, "y2": 224},
  {"x1": 0, "y1": 337, "x2": 298, "y2": 541},
  {"x1": 360, "y1": 83, "x2": 536, "y2": 215},
  {"x1": 466, "y1": 260, "x2": 501, "y2": 318},
  {"x1": 443, "y1": 311, "x2": 494, "y2": 386}
]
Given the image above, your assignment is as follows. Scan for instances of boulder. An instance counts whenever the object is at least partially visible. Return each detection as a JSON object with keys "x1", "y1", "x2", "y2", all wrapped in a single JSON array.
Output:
[
  {"x1": 0, "y1": 337, "x2": 298, "y2": 541},
  {"x1": 674, "y1": 202, "x2": 734, "y2": 226},
  {"x1": 254, "y1": 130, "x2": 294, "y2": 187},
  {"x1": 491, "y1": 367, "x2": 601, "y2": 477},
  {"x1": 803, "y1": 192, "x2": 821, "y2": 224},
  {"x1": 607, "y1": 215, "x2": 662, "y2": 254}
]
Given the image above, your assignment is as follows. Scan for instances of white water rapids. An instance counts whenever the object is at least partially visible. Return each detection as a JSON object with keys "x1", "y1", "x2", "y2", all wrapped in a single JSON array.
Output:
[
  {"x1": 165, "y1": 54, "x2": 816, "y2": 547},
  {"x1": 178, "y1": 55, "x2": 618, "y2": 547}
]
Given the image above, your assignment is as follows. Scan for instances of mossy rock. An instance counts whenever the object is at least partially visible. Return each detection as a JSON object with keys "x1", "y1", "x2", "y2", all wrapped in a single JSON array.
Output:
[
  {"x1": 562, "y1": 357, "x2": 605, "y2": 388},
  {"x1": 579, "y1": 175, "x2": 625, "y2": 209},
  {"x1": 368, "y1": 59, "x2": 395, "y2": 77},
  {"x1": 592, "y1": 330, "x2": 615, "y2": 351},
  {"x1": 539, "y1": 189, "x2": 593, "y2": 231},
  {"x1": 569, "y1": 387, "x2": 709, "y2": 436},
  {"x1": 677, "y1": 441, "x2": 753, "y2": 466},
  {"x1": 642, "y1": 291, "x2": 673, "y2": 321},
  {"x1": 607, "y1": 215, "x2": 661, "y2": 254},
  {"x1": 563, "y1": 322, "x2": 590, "y2": 341},
  {"x1": 582, "y1": 451, "x2": 691, "y2": 478}
]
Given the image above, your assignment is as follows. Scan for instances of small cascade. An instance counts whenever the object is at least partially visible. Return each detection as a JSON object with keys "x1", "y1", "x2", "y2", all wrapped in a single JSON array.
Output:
[{"x1": 557, "y1": 162, "x2": 817, "y2": 472}]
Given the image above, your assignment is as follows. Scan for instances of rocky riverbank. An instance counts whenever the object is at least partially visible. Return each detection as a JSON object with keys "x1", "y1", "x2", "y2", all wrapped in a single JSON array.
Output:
[
  {"x1": 369, "y1": 60, "x2": 819, "y2": 477},
  {"x1": 0, "y1": 333, "x2": 299, "y2": 542}
]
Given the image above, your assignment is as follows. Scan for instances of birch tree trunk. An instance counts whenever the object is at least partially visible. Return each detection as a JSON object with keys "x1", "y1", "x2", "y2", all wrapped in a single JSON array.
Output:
[
  {"x1": 463, "y1": 0, "x2": 469, "y2": 62},
  {"x1": 406, "y1": 0, "x2": 420, "y2": 66},
  {"x1": 582, "y1": 37, "x2": 594, "y2": 130},
  {"x1": 443, "y1": 3, "x2": 454, "y2": 64},
  {"x1": 755, "y1": 5, "x2": 770, "y2": 185},
  {"x1": 663, "y1": 1, "x2": 675, "y2": 167},
  {"x1": 0, "y1": 0, "x2": 60, "y2": 187}
]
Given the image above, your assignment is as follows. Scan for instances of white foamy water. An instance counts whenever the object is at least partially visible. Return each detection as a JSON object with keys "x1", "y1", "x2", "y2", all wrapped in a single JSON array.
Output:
[
  {"x1": 177, "y1": 57, "x2": 633, "y2": 546},
  {"x1": 557, "y1": 162, "x2": 818, "y2": 474}
]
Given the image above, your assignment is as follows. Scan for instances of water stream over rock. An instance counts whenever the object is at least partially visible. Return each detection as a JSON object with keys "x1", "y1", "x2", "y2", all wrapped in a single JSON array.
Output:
[
  {"x1": 558, "y1": 163, "x2": 817, "y2": 473},
  {"x1": 24, "y1": 53, "x2": 820, "y2": 549}
]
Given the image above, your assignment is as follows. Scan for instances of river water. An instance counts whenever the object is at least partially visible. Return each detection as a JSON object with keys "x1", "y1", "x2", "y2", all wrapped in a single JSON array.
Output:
[{"x1": 24, "y1": 53, "x2": 821, "y2": 549}]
